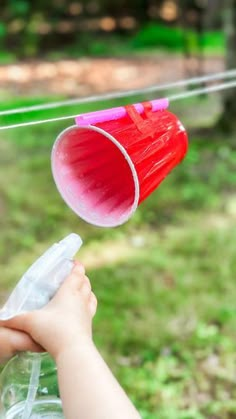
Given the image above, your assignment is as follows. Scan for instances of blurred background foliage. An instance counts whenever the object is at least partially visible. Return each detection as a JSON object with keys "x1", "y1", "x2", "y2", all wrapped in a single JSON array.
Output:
[
  {"x1": 0, "y1": 1, "x2": 236, "y2": 418},
  {"x1": 0, "y1": 0, "x2": 226, "y2": 59}
]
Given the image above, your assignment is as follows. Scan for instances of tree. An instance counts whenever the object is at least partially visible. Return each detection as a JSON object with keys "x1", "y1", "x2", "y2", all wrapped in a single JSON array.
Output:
[
  {"x1": 180, "y1": 0, "x2": 207, "y2": 77},
  {"x1": 218, "y1": 0, "x2": 236, "y2": 132}
]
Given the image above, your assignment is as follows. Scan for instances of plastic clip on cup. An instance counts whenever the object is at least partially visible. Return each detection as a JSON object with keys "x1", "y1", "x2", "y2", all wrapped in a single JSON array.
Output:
[{"x1": 52, "y1": 98, "x2": 188, "y2": 227}]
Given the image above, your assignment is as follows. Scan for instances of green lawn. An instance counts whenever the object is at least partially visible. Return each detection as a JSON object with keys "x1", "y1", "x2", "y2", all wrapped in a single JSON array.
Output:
[{"x1": 0, "y1": 95, "x2": 236, "y2": 418}]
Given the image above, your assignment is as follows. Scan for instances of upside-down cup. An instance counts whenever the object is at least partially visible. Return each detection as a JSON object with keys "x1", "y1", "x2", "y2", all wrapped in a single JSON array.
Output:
[{"x1": 51, "y1": 99, "x2": 188, "y2": 227}]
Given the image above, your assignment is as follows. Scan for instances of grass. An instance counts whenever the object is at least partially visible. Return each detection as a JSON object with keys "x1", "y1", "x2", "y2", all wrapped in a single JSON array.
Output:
[{"x1": 0, "y1": 94, "x2": 236, "y2": 418}]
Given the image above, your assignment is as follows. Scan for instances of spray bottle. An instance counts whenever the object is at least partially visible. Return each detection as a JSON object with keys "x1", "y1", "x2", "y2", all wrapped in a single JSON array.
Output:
[{"x1": 0, "y1": 233, "x2": 82, "y2": 419}]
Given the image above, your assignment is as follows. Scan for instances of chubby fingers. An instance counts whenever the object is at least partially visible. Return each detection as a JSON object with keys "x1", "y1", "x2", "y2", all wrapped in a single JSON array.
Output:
[
  {"x1": 73, "y1": 260, "x2": 85, "y2": 275},
  {"x1": 89, "y1": 292, "x2": 97, "y2": 317},
  {"x1": 0, "y1": 327, "x2": 43, "y2": 363},
  {"x1": 67, "y1": 262, "x2": 97, "y2": 313},
  {"x1": 69, "y1": 262, "x2": 91, "y2": 293},
  {"x1": 58, "y1": 262, "x2": 85, "y2": 292},
  {"x1": 8, "y1": 329, "x2": 44, "y2": 353}
]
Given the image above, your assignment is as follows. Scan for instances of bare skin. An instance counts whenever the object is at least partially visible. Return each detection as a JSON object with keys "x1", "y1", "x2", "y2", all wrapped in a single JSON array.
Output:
[
  {"x1": 0, "y1": 327, "x2": 43, "y2": 364},
  {"x1": 0, "y1": 262, "x2": 141, "y2": 419}
]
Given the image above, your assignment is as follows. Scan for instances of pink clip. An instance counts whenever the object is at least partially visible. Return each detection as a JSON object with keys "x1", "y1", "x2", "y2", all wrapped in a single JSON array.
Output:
[{"x1": 75, "y1": 98, "x2": 169, "y2": 126}]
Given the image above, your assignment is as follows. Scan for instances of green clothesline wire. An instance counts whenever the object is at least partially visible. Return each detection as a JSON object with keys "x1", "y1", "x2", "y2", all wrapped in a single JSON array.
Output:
[{"x1": 0, "y1": 72, "x2": 236, "y2": 131}]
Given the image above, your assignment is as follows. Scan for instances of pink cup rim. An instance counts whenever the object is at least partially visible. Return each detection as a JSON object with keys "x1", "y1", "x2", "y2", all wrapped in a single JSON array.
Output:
[{"x1": 51, "y1": 124, "x2": 140, "y2": 227}]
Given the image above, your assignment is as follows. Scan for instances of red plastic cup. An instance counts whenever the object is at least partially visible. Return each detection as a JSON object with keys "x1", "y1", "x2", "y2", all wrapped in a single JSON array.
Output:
[{"x1": 51, "y1": 102, "x2": 188, "y2": 227}]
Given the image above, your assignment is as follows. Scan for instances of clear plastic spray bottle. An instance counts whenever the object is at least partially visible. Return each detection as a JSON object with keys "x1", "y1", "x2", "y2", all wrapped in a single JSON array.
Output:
[{"x1": 0, "y1": 233, "x2": 82, "y2": 419}]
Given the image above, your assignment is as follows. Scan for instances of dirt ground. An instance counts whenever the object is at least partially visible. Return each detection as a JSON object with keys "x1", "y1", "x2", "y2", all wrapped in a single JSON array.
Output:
[{"x1": 0, "y1": 55, "x2": 224, "y2": 97}]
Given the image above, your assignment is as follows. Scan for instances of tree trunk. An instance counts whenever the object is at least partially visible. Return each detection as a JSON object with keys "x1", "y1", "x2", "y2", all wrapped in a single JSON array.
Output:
[
  {"x1": 180, "y1": 0, "x2": 206, "y2": 78},
  {"x1": 218, "y1": 0, "x2": 236, "y2": 133}
]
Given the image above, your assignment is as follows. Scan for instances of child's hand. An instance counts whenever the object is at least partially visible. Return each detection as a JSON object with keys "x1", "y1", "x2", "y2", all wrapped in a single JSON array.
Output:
[
  {"x1": 0, "y1": 327, "x2": 43, "y2": 364},
  {"x1": 0, "y1": 262, "x2": 97, "y2": 360}
]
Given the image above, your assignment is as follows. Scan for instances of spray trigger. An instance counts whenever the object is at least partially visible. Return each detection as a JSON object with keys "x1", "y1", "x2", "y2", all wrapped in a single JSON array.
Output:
[{"x1": 0, "y1": 233, "x2": 82, "y2": 320}]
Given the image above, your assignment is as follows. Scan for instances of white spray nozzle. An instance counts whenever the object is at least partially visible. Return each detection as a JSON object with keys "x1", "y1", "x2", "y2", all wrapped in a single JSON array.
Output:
[{"x1": 0, "y1": 233, "x2": 83, "y2": 320}]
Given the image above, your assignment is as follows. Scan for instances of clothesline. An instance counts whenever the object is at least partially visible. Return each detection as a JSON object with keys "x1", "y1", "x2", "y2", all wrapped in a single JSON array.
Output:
[
  {"x1": 0, "y1": 68, "x2": 236, "y2": 117},
  {"x1": 0, "y1": 70, "x2": 236, "y2": 130}
]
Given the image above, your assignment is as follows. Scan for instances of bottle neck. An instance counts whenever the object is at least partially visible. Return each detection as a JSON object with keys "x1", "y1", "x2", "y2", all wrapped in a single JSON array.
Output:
[{"x1": 18, "y1": 351, "x2": 48, "y2": 360}]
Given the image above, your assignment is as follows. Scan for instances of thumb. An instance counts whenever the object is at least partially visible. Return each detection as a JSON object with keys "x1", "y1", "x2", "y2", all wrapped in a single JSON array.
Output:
[
  {"x1": 0, "y1": 312, "x2": 34, "y2": 334},
  {"x1": 9, "y1": 329, "x2": 44, "y2": 354}
]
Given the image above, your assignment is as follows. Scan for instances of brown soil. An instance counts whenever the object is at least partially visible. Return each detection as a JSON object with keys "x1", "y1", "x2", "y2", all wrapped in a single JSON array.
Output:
[{"x1": 0, "y1": 56, "x2": 224, "y2": 97}]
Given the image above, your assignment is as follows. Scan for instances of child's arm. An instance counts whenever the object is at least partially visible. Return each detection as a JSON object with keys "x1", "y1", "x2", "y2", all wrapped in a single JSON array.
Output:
[
  {"x1": 0, "y1": 262, "x2": 141, "y2": 419},
  {"x1": 56, "y1": 335, "x2": 140, "y2": 419}
]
